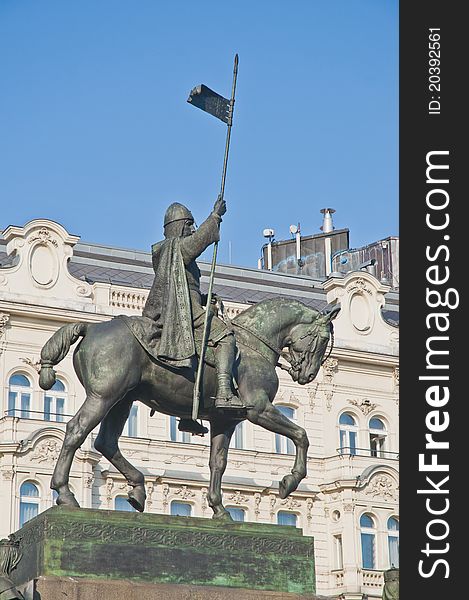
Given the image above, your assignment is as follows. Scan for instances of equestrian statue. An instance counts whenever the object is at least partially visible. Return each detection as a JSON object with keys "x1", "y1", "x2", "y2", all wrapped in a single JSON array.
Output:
[{"x1": 38, "y1": 197, "x2": 339, "y2": 520}]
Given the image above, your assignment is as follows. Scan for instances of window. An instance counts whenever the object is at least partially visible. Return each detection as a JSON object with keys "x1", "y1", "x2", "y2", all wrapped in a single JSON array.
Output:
[
  {"x1": 170, "y1": 416, "x2": 191, "y2": 443},
  {"x1": 230, "y1": 422, "x2": 244, "y2": 449},
  {"x1": 333, "y1": 534, "x2": 344, "y2": 570},
  {"x1": 8, "y1": 373, "x2": 31, "y2": 418},
  {"x1": 123, "y1": 404, "x2": 138, "y2": 437},
  {"x1": 369, "y1": 417, "x2": 387, "y2": 457},
  {"x1": 275, "y1": 406, "x2": 296, "y2": 455},
  {"x1": 44, "y1": 379, "x2": 66, "y2": 422},
  {"x1": 339, "y1": 412, "x2": 358, "y2": 455},
  {"x1": 114, "y1": 496, "x2": 136, "y2": 512},
  {"x1": 226, "y1": 507, "x2": 245, "y2": 522},
  {"x1": 170, "y1": 501, "x2": 192, "y2": 516},
  {"x1": 277, "y1": 511, "x2": 297, "y2": 527},
  {"x1": 19, "y1": 482, "x2": 40, "y2": 527},
  {"x1": 360, "y1": 513, "x2": 376, "y2": 569},
  {"x1": 387, "y1": 517, "x2": 399, "y2": 567}
]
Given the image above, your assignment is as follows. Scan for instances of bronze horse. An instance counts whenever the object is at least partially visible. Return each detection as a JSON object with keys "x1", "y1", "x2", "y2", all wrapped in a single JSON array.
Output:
[{"x1": 39, "y1": 297, "x2": 339, "y2": 520}]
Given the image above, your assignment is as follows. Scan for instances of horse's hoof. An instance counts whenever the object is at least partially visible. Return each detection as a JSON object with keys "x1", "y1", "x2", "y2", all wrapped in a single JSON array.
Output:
[
  {"x1": 56, "y1": 492, "x2": 80, "y2": 508},
  {"x1": 212, "y1": 509, "x2": 234, "y2": 522},
  {"x1": 279, "y1": 474, "x2": 299, "y2": 499},
  {"x1": 128, "y1": 485, "x2": 146, "y2": 512}
]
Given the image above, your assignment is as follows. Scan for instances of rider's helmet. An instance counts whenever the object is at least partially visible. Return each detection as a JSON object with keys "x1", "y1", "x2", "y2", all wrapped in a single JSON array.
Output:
[{"x1": 164, "y1": 203, "x2": 194, "y2": 228}]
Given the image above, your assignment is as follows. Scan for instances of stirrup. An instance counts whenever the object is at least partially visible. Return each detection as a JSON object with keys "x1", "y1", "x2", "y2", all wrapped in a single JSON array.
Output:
[
  {"x1": 214, "y1": 393, "x2": 246, "y2": 410},
  {"x1": 178, "y1": 419, "x2": 208, "y2": 436}
]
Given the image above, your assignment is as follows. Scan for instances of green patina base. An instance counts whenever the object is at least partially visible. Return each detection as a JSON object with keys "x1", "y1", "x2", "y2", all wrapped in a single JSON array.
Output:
[{"x1": 10, "y1": 507, "x2": 316, "y2": 596}]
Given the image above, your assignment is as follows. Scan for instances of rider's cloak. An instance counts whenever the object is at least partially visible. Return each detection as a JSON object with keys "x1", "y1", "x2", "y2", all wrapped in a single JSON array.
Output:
[{"x1": 142, "y1": 212, "x2": 222, "y2": 367}]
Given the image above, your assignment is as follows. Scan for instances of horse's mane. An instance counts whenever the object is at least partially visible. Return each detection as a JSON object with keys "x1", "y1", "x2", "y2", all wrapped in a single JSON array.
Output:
[{"x1": 232, "y1": 297, "x2": 320, "y2": 328}]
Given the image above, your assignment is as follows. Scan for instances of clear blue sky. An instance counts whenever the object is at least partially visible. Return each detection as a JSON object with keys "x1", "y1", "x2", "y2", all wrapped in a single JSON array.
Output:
[{"x1": 0, "y1": 0, "x2": 398, "y2": 268}]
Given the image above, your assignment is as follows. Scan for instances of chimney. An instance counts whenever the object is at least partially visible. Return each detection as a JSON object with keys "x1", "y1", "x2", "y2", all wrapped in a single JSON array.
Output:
[
  {"x1": 320, "y1": 208, "x2": 335, "y2": 233},
  {"x1": 320, "y1": 208, "x2": 335, "y2": 276}
]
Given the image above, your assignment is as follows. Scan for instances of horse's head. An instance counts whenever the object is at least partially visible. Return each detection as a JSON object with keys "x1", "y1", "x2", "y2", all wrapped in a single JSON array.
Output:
[{"x1": 284, "y1": 305, "x2": 340, "y2": 385}]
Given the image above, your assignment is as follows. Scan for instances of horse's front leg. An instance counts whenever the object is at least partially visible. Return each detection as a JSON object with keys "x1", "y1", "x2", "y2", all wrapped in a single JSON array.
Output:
[
  {"x1": 208, "y1": 418, "x2": 237, "y2": 520},
  {"x1": 246, "y1": 396, "x2": 309, "y2": 499}
]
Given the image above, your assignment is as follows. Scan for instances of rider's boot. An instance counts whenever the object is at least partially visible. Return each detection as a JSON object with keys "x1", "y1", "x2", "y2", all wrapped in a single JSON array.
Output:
[
  {"x1": 178, "y1": 418, "x2": 209, "y2": 436},
  {"x1": 214, "y1": 334, "x2": 245, "y2": 410}
]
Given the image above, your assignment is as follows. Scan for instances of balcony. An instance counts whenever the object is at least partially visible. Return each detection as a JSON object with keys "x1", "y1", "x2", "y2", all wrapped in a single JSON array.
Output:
[{"x1": 338, "y1": 446, "x2": 399, "y2": 460}]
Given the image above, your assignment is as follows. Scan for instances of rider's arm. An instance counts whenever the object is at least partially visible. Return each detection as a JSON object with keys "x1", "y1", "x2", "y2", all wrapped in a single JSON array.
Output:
[{"x1": 180, "y1": 212, "x2": 221, "y2": 264}]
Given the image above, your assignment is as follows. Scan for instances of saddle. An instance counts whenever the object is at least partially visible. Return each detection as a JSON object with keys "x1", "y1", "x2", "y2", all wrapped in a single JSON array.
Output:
[{"x1": 119, "y1": 315, "x2": 218, "y2": 368}]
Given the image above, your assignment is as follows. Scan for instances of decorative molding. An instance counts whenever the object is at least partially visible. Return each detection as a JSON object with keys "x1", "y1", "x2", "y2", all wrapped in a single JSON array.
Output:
[
  {"x1": 227, "y1": 490, "x2": 248, "y2": 505},
  {"x1": 105, "y1": 477, "x2": 114, "y2": 505},
  {"x1": 347, "y1": 397, "x2": 377, "y2": 415},
  {"x1": 343, "y1": 502, "x2": 355, "y2": 513},
  {"x1": 306, "y1": 497, "x2": 314, "y2": 523},
  {"x1": 162, "y1": 483, "x2": 170, "y2": 510},
  {"x1": 1, "y1": 470, "x2": 15, "y2": 481},
  {"x1": 0, "y1": 312, "x2": 10, "y2": 339},
  {"x1": 201, "y1": 487, "x2": 208, "y2": 514},
  {"x1": 254, "y1": 493, "x2": 261, "y2": 520},
  {"x1": 365, "y1": 474, "x2": 398, "y2": 501},
  {"x1": 269, "y1": 493, "x2": 277, "y2": 520},
  {"x1": 307, "y1": 383, "x2": 318, "y2": 411},
  {"x1": 146, "y1": 481, "x2": 154, "y2": 509},
  {"x1": 393, "y1": 366, "x2": 399, "y2": 389},
  {"x1": 324, "y1": 390, "x2": 334, "y2": 412},
  {"x1": 28, "y1": 228, "x2": 58, "y2": 247},
  {"x1": 12, "y1": 519, "x2": 314, "y2": 558},
  {"x1": 347, "y1": 278, "x2": 373, "y2": 296},
  {"x1": 174, "y1": 485, "x2": 196, "y2": 500},
  {"x1": 83, "y1": 475, "x2": 94, "y2": 489},
  {"x1": 281, "y1": 496, "x2": 301, "y2": 511},
  {"x1": 322, "y1": 358, "x2": 338, "y2": 383},
  {"x1": 31, "y1": 439, "x2": 61, "y2": 464}
]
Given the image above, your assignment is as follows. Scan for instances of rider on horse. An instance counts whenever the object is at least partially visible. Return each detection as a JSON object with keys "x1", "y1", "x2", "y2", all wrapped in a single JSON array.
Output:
[{"x1": 142, "y1": 196, "x2": 245, "y2": 433}]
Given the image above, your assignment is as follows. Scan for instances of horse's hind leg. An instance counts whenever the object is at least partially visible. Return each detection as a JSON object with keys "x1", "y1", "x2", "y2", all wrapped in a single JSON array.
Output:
[
  {"x1": 246, "y1": 395, "x2": 309, "y2": 499},
  {"x1": 208, "y1": 418, "x2": 237, "y2": 520},
  {"x1": 51, "y1": 394, "x2": 115, "y2": 507},
  {"x1": 94, "y1": 398, "x2": 146, "y2": 512}
]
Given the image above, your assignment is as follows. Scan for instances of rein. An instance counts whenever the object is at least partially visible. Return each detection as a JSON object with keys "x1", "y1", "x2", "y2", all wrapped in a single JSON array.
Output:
[
  {"x1": 232, "y1": 321, "x2": 284, "y2": 357},
  {"x1": 232, "y1": 319, "x2": 335, "y2": 372}
]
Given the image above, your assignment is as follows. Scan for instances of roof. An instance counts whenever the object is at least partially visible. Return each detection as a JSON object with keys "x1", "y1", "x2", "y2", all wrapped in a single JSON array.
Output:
[{"x1": 0, "y1": 236, "x2": 399, "y2": 323}]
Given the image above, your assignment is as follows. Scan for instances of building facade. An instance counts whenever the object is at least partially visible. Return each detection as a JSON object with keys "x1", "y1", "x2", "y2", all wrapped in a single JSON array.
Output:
[{"x1": 0, "y1": 219, "x2": 399, "y2": 599}]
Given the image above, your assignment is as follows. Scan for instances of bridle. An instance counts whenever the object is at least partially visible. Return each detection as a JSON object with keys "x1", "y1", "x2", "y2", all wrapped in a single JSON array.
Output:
[
  {"x1": 232, "y1": 318, "x2": 335, "y2": 374},
  {"x1": 281, "y1": 321, "x2": 335, "y2": 376}
]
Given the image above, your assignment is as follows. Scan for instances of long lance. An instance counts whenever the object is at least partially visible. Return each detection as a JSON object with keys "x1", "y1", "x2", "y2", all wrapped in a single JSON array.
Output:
[{"x1": 192, "y1": 54, "x2": 239, "y2": 421}]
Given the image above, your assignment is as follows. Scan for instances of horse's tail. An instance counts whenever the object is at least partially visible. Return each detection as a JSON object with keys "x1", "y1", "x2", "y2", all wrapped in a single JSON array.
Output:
[{"x1": 39, "y1": 322, "x2": 88, "y2": 390}]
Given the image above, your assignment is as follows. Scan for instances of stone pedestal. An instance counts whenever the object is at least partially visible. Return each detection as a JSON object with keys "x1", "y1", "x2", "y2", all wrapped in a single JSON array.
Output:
[{"x1": 10, "y1": 507, "x2": 318, "y2": 599}]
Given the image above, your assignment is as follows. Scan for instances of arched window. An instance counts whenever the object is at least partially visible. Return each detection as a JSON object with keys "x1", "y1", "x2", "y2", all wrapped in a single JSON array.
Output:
[
  {"x1": 387, "y1": 517, "x2": 399, "y2": 567},
  {"x1": 123, "y1": 405, "x2": 138, "y2": 437},
  {"x1": 339, "y1": 412, "x2": 358, "y2": 455},
  {"x1": 360, "y1": 513, "x2": 377, "y2": 569},
  {"x1": 169, "y1": 416, "x2": 191, "y2": 443},
  {"x1": 8, "y1": 373, "x2": 31, "y2": 418},
  {"x1": 114, "y1": 496, "x2": 136, "y2": 512},
  {"x1": 230, "y1": 422, "x2": 244, "y2": 449},
  {"x1": 226, "y1": 507, "x2": 245, "y2": 522},
  {"x1": 44, "y1": 379, "x2": 66, "y2": 422},
  {"x1": 277, "y1": 511, "x2": 297, "y2": 527},
  {"x1": 369, "y1": 417, "x2": 387, "y2": 457},
  {"x1": 275, "y1": 406, "x2": 296, "y2": 455},
  {"x1": 19, "y1": 481, "x2": 40, "y2": 526},
  {"x1": 170, "y1": 501, "x2": 192, "y2": 517}
]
